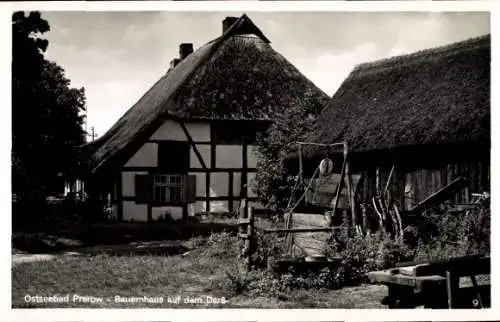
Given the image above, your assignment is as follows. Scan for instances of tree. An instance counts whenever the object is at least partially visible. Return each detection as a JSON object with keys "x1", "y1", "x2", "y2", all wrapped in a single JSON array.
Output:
[
  {"x1": 253, "y1": 103, "x2": 321, "y2": 214},
  {"x1": 12, "y1": 11, "x2": 86, "y2": 202}
]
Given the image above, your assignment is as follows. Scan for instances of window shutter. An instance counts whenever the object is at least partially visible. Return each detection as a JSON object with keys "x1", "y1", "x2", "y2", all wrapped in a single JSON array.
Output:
[
  {"x1": 135, "y1": 174, "x2": 151, "y2": 204},
  {"x1": 184, "y1": 175, "x2": 197, "y2": 203}
]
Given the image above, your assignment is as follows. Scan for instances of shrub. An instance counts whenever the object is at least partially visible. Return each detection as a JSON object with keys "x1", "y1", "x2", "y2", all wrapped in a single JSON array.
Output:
[
  {"x1": 413, "y1": 202, "x2": 490, "y2": 261},
  {"x1": 155, "y1": 212, "x2": 175, "y2": 222},
  {"x1": 254, "y1": 100, "x2": 327, "y2": 215},
  {"x1": 326, "y1": 214, "x2": 413, "y2": 286},
  {"x1": 221, "y1": 201, "x2": 490, "y2": 297},
  {"x1": 251, "y1": 229, "x2": 285, "y2": 270}
]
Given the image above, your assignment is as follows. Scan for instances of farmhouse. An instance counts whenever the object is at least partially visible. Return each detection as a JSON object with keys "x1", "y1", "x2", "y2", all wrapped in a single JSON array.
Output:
[
  {"x1": 81, "y1": 14, "x2": 329, "y2": 222},
  {"x1": 288, "y1": 34, "x2": 490, "y2": 211}
]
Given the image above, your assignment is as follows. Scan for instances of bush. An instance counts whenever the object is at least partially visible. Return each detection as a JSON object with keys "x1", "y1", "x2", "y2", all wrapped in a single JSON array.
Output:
[
  {"x1": 254, "y1": 100, "x2": 327, "y2": 214},
  {"x1": 326, "y1": 214, "x2": 413, "y2": 286},
  {"x1": 251, "y1": 229, "x2": 286, "y2": 270},
  {"x1": 219, "y1": 202, "x2": 490, "y2": 297},
  {"x1": 413, "y1": 202, "x2": 490, "y2": 261}
]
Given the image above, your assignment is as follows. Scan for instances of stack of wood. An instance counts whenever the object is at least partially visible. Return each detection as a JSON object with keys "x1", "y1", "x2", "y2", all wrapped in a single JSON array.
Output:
[
  {"x1": 371, "y1": 194, "x2": 404, "y2": 241},
  {"x1": 362, "y1": 166, "x2": 404, "y2": 240}
]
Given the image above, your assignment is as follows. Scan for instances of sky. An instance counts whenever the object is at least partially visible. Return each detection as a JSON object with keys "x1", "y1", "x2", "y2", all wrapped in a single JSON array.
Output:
[{"x1": 40, "y1": 11, "x2": 490, "y2": 140}]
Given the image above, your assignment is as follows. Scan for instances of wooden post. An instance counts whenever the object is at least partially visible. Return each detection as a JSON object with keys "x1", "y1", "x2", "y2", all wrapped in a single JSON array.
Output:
[
  {"x1": 345, "y1": 162, "x2": 358, "y2": 233},
  {"x1": 470, "y1": 274, "x2": 483, "y2": 308},
  {"x1": 237, "y1": 199, "x2": 254, "y2": 271},
  {"x1": 332, "y1": 158, "x2": 347, "y2": 215},
  {"x1": 238, "y1": 199, "x2": 247, "y2": 261},
  {"x1": 238, "y1": 199, "x2": 247, "y2": 236},
  {"x1": 376, "y1": 167, "x2": 381, "y2": 196},
  {"x1": 246, "y1": 206, "x2": 254, "y2": 271},
  {"x1": 284, "y1": 212, "x2": 294, "y2": 255},
  {"x1": 361, "y1": 203, "x2": 368, "y2": 236},
  {"x1": 298, "y1": 144, "x2": 303, "y2": 181},
  {"x1": 445, "y1": 270, "x2": 460, "y2": 309}
]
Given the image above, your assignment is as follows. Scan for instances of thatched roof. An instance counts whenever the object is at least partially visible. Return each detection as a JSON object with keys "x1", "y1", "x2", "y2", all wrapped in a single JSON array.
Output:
[
  {"x1": 300, "y1": 34, "x2": 490, "y2": 161},
  {"x1": 87, "y1": 14, "x2": 329, "y2": 175}
]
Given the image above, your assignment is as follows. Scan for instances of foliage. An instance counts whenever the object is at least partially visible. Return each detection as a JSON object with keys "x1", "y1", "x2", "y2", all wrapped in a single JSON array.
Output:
[
  {"x1": 253, "y1": 101, "x2": 325, "y2": 214},
  {"x1": 250, "y1": 228, "x2": 285, "y2": 270},
  {"x1": 317, "y1": 213, "x2": 412, "y2": 287},
  {"x1": 413, "y1": 201, "x2": 490, "y2": 261},
  {"x1": 235, "y1": 202, "x2": 490, "y2": 295},
  {"x1": 12, "y1": 11, "x2": 86, "y2": 206},
  {"x1": 155, "y1": 211, "x2": 175, "y2": 222}
]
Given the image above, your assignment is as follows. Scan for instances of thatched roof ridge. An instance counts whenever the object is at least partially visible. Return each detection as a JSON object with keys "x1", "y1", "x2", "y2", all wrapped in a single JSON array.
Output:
[
  {"x1": 87, "y1": 14, "x2": 329, "y2": 174},
  {"x1": 300, "y1": 34, "x2": 490, "y2": 160}
]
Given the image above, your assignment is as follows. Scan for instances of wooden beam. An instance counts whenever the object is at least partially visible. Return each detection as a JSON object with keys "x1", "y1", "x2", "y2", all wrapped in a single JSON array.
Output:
[
  {"x1": 117, "y1": 173, "x2": 123, "y2": 221},
  {"x1": 228, "y1": 171, "x2": 234, "y2": 212},
  {"x1": 408, "y1": 176, "x2": 469, "y2": 214},
  {"x1": 179, "y1": 122, "x2": 207, "y2": 169},
  {"x1": 332, "y1": 156, "x2": 347, "y2": 213},
  {"x1": 262, "y1": 227, "x2": 340, "y2": 233},
  {"x1": 122, "y1": 166, "x2": 257, "y2": 173}
]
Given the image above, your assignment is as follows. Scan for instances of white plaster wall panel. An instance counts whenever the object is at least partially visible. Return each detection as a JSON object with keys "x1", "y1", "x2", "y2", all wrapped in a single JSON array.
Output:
[
  {"x1": 216, "y1": 145, "x2": 243, "y2": 168},
  {"x1": 124, "y1": 143, "x2": 158, "y2": 167},
  {"x1": 247, "y1": 145, "x2": 260, "y2": 168},
  {"x1": 190, "y1": 144, "x2": 211, "y2": 168},
  {"x1": 247, "y1": 172, "x2": 258, "y2": 198},
  {"x1": 122, "y1": 201, "x2": 147, "y2": 221},
  {"x1": 122, "y1": 171, "x2": 147, "y2": 196},
  {"x1": 233, "y1": 172, "x2": 242, "y2": 197},
  {"x1": 189, "y1": 201, "x2": 206, "y2": 216},
  {"x1": 249, "y1": 201, "x2": 265, "y2": 210},
  {"x1": 188, "y1": 172, "x2": 206, "y2": 197},
  {"x1": 150, "y1": 119, "x2": 186, "y2": 141},
  {"x1": 210, "y1": 200, "x2": 228, "y2": 213},
  {"x1": 152, "y1": 206, "x2": 183, "y2": 221},
  {"x1": 184, "y1": 122, "x2": 210, "y2": 142},
  {"x1": 210, "y1": 172, "x2": 229, "y2": 197}
]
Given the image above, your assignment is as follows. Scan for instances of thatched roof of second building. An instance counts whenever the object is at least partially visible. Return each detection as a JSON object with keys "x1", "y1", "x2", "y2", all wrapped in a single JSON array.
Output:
[
  {"x1": 300, "y1": 34, "x2": 490, "y2": 160},
  {"x1": 86, "y1": 14, "x2": 330, "y2": 175}
]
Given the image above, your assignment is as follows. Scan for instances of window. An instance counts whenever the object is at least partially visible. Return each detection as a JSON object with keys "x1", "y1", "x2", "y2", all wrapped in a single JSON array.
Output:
[
  {"x1": 135, "y1": 174, "x2": 196, "y2": 205},
  {"x1": 153, "y1": 174, "x2": 184, "y2": 203}
]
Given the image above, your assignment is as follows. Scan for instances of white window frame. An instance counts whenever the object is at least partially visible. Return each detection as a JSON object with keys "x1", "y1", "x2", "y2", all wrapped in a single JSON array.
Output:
[{"x1": 153, "y1": 174, "x2": 185, "y2": 204}]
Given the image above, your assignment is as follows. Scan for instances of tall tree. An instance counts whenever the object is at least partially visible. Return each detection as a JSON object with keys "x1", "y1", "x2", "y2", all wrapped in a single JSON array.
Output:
[{"x1": 12, "y1": 11, "x2": 86, "y2": 201}]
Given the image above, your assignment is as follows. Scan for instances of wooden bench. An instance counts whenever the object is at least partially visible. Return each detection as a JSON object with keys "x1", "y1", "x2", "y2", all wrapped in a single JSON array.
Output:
[{"x1": 368, "y1": 255, "x2": 490, "y2": 308}]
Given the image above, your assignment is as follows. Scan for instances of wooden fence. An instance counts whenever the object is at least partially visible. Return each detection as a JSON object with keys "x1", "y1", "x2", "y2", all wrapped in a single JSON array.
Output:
[{"x1": 237, "y1": 199, "x2": 341, "y2": 271}]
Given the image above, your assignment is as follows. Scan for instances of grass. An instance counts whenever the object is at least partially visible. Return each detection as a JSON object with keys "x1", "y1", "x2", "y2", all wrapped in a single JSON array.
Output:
[
  {"x1": 11, "y1": 232, "x2": 385, "y2": 308},
  {"x1": 12, "y1": 203, "x2": 490, "y2": 308},
  {"x1": 12, "y1": 220, "x2": 238, "y2": 254}
]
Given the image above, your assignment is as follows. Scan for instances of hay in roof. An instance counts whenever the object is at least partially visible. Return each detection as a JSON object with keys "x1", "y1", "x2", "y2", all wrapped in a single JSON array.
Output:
[
  {"x1": 300, "y1": 34, "x2": 490, "y2": 161},
  {"x1": 86, "y1": 14, "x2": 330, "y2": 174}
]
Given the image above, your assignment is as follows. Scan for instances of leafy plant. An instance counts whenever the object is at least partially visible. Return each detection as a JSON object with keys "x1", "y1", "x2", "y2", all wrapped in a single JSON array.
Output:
[{"x1": 253, "y1": 100, "x2": 327, "y2": 215}]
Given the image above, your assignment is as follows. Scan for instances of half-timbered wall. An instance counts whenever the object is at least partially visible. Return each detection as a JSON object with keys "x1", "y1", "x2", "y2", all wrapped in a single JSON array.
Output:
[{"x1": 114, "y1": 118, "x2": 262, "y2": 222}]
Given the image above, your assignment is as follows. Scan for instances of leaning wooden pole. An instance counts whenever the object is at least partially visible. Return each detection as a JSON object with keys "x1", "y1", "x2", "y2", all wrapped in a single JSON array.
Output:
[
  {"x1": 345, "y1": 161, "x2": 359, "y2": 234},
  {"x1": 332, "y1": 143, "x2": 348, "y2": 215}
]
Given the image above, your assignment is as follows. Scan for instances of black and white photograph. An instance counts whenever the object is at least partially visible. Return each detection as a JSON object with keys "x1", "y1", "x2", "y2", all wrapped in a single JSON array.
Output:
[{"x1": 8, "y1": 6, "x2": 491, "y2": 313}]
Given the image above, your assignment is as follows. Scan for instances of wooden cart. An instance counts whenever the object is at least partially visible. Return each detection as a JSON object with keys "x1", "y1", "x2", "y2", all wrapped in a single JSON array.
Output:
[{"x1": 367, "y1": 255, "x2": 490, "y2": 308}]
